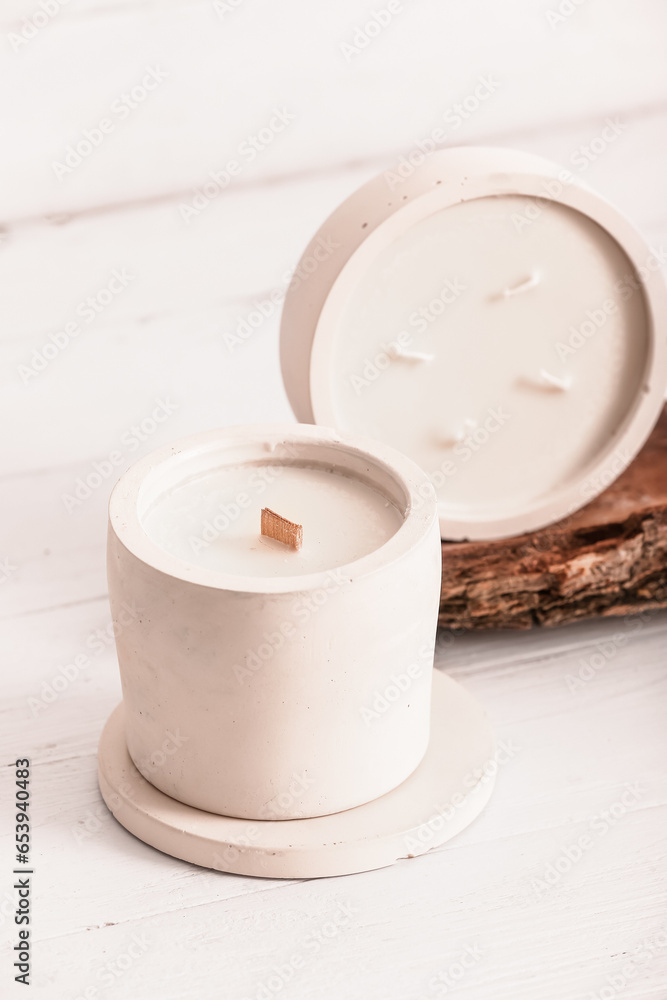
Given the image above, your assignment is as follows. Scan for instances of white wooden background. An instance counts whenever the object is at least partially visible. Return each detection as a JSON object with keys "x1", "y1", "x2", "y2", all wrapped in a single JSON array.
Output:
[{"x1": 1, "y1": 1, "x2": 667, "y2": 997}]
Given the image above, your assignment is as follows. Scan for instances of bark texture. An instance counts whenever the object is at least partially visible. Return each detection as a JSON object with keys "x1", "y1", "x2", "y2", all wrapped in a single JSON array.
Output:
[{"x1": 439, "y1": 407, "x2": 667, "y2": 629}]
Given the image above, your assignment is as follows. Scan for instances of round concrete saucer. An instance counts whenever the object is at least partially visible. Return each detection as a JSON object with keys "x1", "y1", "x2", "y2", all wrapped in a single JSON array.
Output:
[{"x1": 98, "y1": 671, "x2": 496, "y2": 878}]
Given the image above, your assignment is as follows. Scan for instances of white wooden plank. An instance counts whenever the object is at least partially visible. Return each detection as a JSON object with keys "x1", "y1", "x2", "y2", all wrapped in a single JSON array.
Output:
[
  {"x1": 1, "y1": 612, "x2": 665, "y2": 998},
  {"x1": 2, "y1": 4, "x2": 667, "y2": 996},
  {"x1": 2, "y1": 108, "x2": 667, "y2": 356},
  {"x1": 2, "y1": 0, "x2": 667, "y2": 218},
  {"x1": 1, "y1": 0, "x2": 201, "y2": 20}
]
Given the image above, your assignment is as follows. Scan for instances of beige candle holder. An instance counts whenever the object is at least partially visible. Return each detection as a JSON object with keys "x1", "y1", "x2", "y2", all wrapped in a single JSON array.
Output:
[
  {"x1": 280, "y1": 147, "x2": 667, "y2": 540},
  {"x1": 98, "y1": 424, "x2": 495, "y2": 877}
]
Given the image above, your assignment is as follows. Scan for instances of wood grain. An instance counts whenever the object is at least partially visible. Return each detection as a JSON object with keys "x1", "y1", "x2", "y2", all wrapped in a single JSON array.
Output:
[
  {"x1": 440, "y1": 406, "x2": 667, "y2": 629},
  {"x1": 261, "y1": 506, "x2": 303, "y2": 550},
  {"x1": 2, "y1": 2, "x2": 667, "y2": 997}
]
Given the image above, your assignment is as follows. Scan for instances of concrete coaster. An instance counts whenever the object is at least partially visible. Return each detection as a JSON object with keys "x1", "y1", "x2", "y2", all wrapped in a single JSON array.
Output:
[{"x1": 98, "y1": 671, "x2": 496, "y2": 878}]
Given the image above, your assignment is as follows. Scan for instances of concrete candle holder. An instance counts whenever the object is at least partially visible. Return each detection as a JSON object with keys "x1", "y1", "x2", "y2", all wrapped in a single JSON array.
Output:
[
  {"x1": 280, "y1": 147, "x2": 667, "y2": 541},
  {"x1": 98, "y1": 424, "x2": 495, "y2": 877}
]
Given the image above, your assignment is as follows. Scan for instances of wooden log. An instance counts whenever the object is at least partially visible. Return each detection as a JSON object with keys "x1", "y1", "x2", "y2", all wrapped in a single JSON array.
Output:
[{"x1": 439, "y1": 405, "x2": 667, "y2": 630}]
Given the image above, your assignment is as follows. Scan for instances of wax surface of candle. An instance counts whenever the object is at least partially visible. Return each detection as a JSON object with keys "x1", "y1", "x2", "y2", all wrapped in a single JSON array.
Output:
[
  {"x1": 327, "y1": 194, "x2": 648, "y2": 518},
  {"x1": 141, "y1": 463, "x2": 403, "y2": 577}
]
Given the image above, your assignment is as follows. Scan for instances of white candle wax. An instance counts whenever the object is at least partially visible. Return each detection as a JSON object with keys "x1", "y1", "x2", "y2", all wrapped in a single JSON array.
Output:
[
  {"x1": 321, "y1": 195, "x2": 647, "y2": 518},
  {"x1": 141, "y1": 462, "x2": 403, "y2": 577},
  {"x1": 281, "y1": 147, "x2": 667, "y2": 539}
]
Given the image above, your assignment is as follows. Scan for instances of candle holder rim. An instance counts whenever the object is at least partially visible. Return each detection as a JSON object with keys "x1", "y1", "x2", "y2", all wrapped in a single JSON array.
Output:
[
  {"x1": 108, "y1": 422, "x2": 439, "y2": 595},
  {"x1": 280, "y1": 145, "x2": 667, "y2": 541}
]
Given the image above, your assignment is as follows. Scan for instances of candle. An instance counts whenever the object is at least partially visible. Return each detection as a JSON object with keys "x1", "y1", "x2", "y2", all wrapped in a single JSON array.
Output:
[
  {"x1": 281, "y1": 147, "x2": 667, "y2": 539},
  {"x1": 105, "y1": 424, "x2": 442, "y2": 822},
  {"x1": 141, "y1": 461, "x2": 403, "y2": 577}
]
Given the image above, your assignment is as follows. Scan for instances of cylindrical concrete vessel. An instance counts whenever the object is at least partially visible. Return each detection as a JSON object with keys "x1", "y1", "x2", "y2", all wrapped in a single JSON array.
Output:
[
  {"x1": 107, "y1": 424, "x2": 442, "y2": 821},
  {"x1": 280, "y1": 146, "x2": 667, "y2": 541}
]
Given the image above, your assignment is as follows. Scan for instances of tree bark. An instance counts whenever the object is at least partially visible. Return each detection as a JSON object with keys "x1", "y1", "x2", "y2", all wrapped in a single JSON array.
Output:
[{"x1": 439, "y1": 406, "x2": 667, "y2": 629}]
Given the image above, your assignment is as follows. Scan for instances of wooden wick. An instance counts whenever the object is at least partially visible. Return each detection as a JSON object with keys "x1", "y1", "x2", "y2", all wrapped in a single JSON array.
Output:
[{"x1": 261, "y1": 507, "x2": 303, "y2": 551}]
